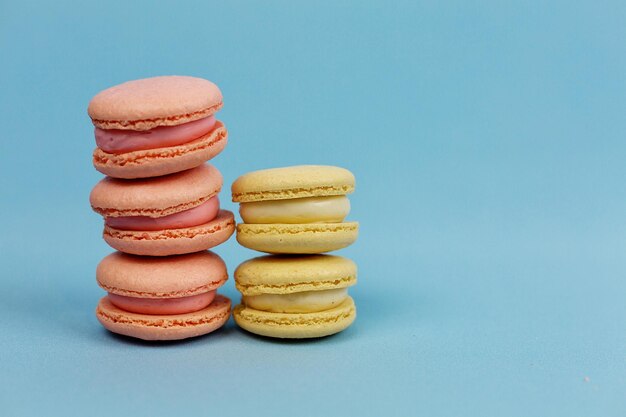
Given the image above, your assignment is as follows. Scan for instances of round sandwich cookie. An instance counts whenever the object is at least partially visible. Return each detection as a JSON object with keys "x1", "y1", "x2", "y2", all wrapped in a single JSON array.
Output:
[
  {"x1": 233, "y1": 255, "x2": 357, "y2": 338},
  {"x1": 95, "y1": 251, "x2": 231, "y2": 341},
  {"x1": 231, "y1": 165, "x2": 359, "y2": 254},
  {"x1": 90, "y1": 164, "x2": 235, "y2": 256},
  {"x1": 88, "y1": 75, "x2": 228, "y2": 179}
]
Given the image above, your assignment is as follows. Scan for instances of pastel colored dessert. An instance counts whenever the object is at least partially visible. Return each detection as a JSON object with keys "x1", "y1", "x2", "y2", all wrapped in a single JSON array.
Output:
[
  {"x1": 231, "y1": 165, "x2": 359, "y2": 254},
  {"x1": 96, "y1": 251, "x2": 231, "y2": 340},
  {"x1": 90, "y1": 164, "x2": 235, "y2": 256},
  {"x1": 88, "y1": 76, "x2": 227, "y2": 179},
  {"x1": 233, "y1": 255, "x2": 357, "y2": 338}
]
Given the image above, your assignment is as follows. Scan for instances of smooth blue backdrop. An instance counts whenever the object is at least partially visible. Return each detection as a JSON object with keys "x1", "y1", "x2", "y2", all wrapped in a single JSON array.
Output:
[{"x1": 1, "y1": 1, "x2": 625, "y2": 416}]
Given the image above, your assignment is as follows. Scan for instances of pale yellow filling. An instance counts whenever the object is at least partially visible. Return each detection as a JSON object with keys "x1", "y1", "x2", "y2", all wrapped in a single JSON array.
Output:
[
  {"x1": 243, "y1": 288, "x2": 348, "y2": 313},
  {"x1": 239, "y1": 196, "x2": 350, "y2": 224}
]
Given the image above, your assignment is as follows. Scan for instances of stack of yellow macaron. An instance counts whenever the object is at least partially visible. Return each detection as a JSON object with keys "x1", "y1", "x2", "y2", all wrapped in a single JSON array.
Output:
[
  {"x1": 231, "y1": 165, "x2": 359, "y2": 338},
  {"x1": 87, "y1": 76, "x2": 235, "y2": 341}
]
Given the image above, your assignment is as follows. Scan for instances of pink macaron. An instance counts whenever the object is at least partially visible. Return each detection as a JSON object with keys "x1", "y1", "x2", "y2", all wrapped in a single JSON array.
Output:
[
  {"x1": 88, "y1": 75, "x2": 228, "y2": 179},
  {"x1": 90, "y1": 164, "x2": 235, "y2": 256},
  {"x1": 96, "y1": 251, "x2": 231, "y2": 340}
]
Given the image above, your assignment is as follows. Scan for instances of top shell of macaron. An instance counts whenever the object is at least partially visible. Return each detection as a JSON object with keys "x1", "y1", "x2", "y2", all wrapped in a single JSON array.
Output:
[
  {"x1": 231, "y1": 165, "x2": 355, "y2": 203},
  {"x1": 97, "y1": 251, "x2": 228, "y2": 298},
  {"x1": 90, "y1": 164, "x2": 222, "y2": 218},
  {"x1": 88, "y1": 76, "x2": 223, "y2": 131},
  {"x1": 234, "y1": 254, "x2": 357, "y2": 295}
]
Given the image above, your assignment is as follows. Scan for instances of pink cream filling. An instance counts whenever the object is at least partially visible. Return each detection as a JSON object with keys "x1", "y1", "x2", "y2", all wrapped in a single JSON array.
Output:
[
  {"x1": 95, "y1": 115, "x2": 217, "y2": 154},
  {"x1": 105, "y1": 197, "x2": 219, "y2": 231},
  {"x1": 108, "y1": 291, "x2": 216, "y2": 315}
]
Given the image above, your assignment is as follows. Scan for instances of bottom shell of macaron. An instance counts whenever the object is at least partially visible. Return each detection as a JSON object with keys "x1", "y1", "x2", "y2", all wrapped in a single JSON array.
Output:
[
  {"x1": 96, "y1": 295, "x2": 231, "y2": 341},
  {"x1": 233, "y1": 297, "x2": 356, "y2": 339},
  {"x1": 93, "y1": 121, "x2": 228, "y2": 179},
  {"x1": 103, "y1": 210, "x2": 235, "y2": 256},
  {"x1": 236, "y1": 222, "x2": 358, "y2": 254}
]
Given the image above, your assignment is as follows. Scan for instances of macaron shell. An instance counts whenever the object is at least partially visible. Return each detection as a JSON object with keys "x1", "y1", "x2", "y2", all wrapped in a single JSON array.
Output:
[
  {"x1": 232, "y1": 165, "x2": 355, "y2": 203},
  {"x1": 88, "y1": 76, "x2": 223, "y2": 131},
  {"x1": 233, "y1": 296, "x2": 356, "y2": 338},
  {"x1": 90, "y1": 164, "x2": 222, "y2": 218},
  {"x1": 96, "y1": 294, "x2": 231, "y2": 341},
  {"x1": 97, "y1": 251, "x2": 228, "y2": 298},
  {"x1": 93, "y1": 122, "x2": 227, "y2": 179},
  {"x1": 236, "y1": 222, "x2": 358, "y2": 254},
  {"x1": 235, "y1": 255, "x2": 357, "y2": 296},
  {"x1": 103, "y1": 210, "x2": 235, "y2": 256}
]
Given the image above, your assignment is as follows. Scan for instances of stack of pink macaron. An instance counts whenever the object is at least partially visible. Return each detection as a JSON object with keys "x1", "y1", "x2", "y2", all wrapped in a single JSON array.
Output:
[{"x1": 88, "y1": 76, "x2": 235, "y2": 341}]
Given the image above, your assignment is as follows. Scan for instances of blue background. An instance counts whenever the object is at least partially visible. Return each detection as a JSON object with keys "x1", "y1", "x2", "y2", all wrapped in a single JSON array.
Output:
[{"x1": 1, "y1": 1, "x2": 625, "y2": 416}]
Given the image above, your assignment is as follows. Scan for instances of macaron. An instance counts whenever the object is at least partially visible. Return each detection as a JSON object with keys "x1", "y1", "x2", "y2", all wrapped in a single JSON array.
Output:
[
  {"x1": 233, "y1": 255, "x2": 357, "y2": 338},
  {"x1": 88, "y1": 76, "x2": 228, "y2": 179},
  {"x1": 231, "y1": 165, "x2": 359, "y2": 254},
  {"x1": 96, "y1": 251, "x2": 231, "y2": 340},
  {"x1": 90, "y1": 164, "x2": 235, "y2": 256}
]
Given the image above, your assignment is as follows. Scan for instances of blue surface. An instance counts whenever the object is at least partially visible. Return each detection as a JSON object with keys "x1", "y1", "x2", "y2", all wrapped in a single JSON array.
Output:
[{"x1": 1, "y1": 1, "x2": 625, "y2": 416}]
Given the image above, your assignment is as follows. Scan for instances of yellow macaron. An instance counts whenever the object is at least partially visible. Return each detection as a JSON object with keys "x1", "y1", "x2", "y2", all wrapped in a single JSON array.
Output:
[
  {"x1": 233, "y1": 255, "x2": 357, "y2": 338},
  {"x1": 231, "y1": 165, "x2": 359, "y2": 254}
]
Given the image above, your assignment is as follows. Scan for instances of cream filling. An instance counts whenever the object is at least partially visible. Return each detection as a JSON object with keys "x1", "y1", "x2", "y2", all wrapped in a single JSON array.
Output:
[
  {"x1": 243, "y1": 288, "x2": 348, "y2": 313},
  {"x1": 239, "y1": 195, "x2": 350, "y2": 224}
]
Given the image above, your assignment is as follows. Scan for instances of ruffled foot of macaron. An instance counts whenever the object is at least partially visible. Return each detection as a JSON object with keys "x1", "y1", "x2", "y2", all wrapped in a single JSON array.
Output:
[
  {"x1": 90, "y1": 164, "x2": 235, "y2": 256},
  {"x1": 88, "y1": 76, "x2": 228, "y2": 179},
  {"x1": 231, "y1": 165, "x2": 359, "y2": 254},
  {"x1": 96, "y1": 251, "x2": 231, "y2": 341},
  {"x1": 233, "y1": 255, "x2": 357, "y2": 338}
]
